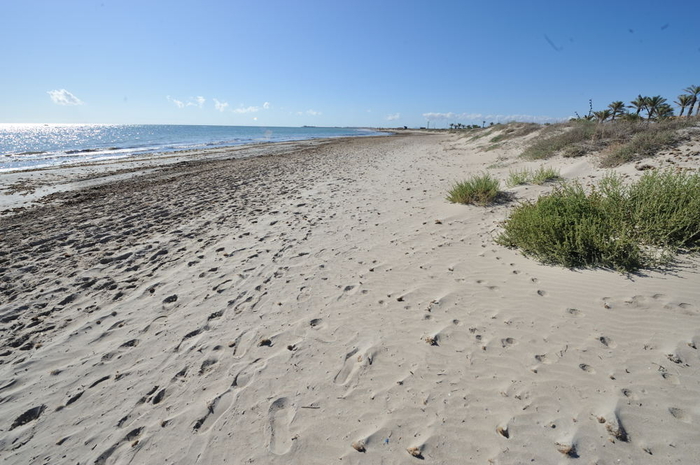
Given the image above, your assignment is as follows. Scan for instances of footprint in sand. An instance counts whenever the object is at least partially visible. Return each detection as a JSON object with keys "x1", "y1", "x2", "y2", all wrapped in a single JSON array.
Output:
[
  {"x1": 268, "y1": 397, "x2": 294, "y2": 455},
  {"x1": 333, "y1": 346, "x2": 374, "y2": 386},
  {"x1": 662, "y1": 372, "x2": 680, "y2": 385},
  {"x1": 579, "y1": 363, "x2": 595, "y2": 373},
  {"x1": 598, "y1": 336, "x2": 617, "y2": 348},
  {"x1": 501, "y1": 338, "x2": 516, "y2": 348},
  {"x1": 193, "y1": 389, "x2": 236, "y2": 433},
  {"x1": 231, "y1": 359, "x2": 265, "y2": 389},
  {"x1": 334, "y1": 348, "x2": 360, "y2": 385},
  {"x1": 668, "y1": 407, "x2": 691, "y2": 423},
  {"x1": 566, "y1": 308, "x2": 584, "y2": 317}
]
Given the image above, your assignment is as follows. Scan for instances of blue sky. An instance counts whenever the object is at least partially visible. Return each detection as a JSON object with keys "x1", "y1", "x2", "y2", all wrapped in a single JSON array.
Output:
[{"x1": 2, "y1": 0, "x2": 699, "y2": 127}]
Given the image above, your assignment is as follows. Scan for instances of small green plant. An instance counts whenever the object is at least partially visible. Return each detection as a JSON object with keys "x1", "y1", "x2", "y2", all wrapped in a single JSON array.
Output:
[
  {"x1": 497, "y1": 169, "x2": 700, "y2": 271},
  {"x1": 531, "y1": 166, "x2": 562, "y2": 185},
  {"x1": 506, "y1": 168, "x2": 531, "y2": 187},
  {"x1": 447, "y1": 173, "x2": 501, "y2": 206},
  {"x1": 506, "y1": 166, "x2": 561, "y2": 187}
]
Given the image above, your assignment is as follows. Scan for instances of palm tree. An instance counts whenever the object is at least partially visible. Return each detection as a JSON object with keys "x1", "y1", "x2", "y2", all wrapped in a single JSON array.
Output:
[
  {"x1": 629, "y1": 95, "x2": 648, "y2": 117},
  {"x1": 644, "y1": 95, "x2": 668, "y2": 119},
  {"x1": 593, "y1": 109, "x2": 612, "y2": 123},
  {"x1": 656, "y1": 103, "x2": 674, "y2": 119},
  {"x1": 608, "y1": 101, "x2": 626, "y2": 121},
  {"x1": 684, "y1": 85, "x2": 700, "y2": 117},
  {"x1": 675, "y1": 94, "x2": 693, "y2": 117}
]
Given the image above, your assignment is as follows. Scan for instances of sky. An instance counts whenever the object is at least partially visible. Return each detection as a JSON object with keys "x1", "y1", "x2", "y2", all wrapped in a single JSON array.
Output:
[{"x1": 2, "y1": 0, "x2": 699, "y2": 128}]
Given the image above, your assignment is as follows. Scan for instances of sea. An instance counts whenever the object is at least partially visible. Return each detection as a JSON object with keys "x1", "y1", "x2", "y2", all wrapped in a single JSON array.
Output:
[{"x1": 0, "y1": 124, "x2": 387, "y2": 172}]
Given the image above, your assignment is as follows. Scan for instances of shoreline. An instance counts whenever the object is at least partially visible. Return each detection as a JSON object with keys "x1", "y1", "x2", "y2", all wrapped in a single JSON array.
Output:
[
  {"x1": 0, "y1": 133, "x2": 399, "y2": 213},
  {"x1": 0, "y1": 124, "x2": 392, "y2": 175},
  {"x1": 1, "y1": 131, "x2": 698, "y2": 464}
]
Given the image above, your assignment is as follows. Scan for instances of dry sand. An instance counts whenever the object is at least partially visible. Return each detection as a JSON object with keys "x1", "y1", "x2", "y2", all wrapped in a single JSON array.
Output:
[{"x1": 1, "y1": 131, "x2": 699, "y2": 464}]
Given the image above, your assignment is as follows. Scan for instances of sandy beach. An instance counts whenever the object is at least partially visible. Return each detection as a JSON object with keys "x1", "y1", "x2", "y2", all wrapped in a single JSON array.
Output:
[{"x1": 1, "y1": 131, "x2": 699, "y2": 464}]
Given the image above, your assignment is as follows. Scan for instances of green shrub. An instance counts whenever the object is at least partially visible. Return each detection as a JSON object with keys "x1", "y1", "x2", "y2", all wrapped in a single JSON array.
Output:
[
  {"x1": 447, "y1": 173, "x2": 501, "y2": 206},
  {"x1": 497, "y1": 169, "x2": 700, "y2": 271},
  {"x1": 626, "y1": 169, "x2": 700, "y2": 247},
  {"x1": 497, "y1": 182, "x2": 642, "y2": 270}
]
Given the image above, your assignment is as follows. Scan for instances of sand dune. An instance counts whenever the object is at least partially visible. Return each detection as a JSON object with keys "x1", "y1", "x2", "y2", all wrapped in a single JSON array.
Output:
[{"x1": 1, "y1": 131, "x2": 699, "y2": 464}]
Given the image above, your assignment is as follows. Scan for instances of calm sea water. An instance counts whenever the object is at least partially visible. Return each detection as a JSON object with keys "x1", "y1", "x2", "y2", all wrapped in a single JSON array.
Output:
[{"x1": 0, "y1": 124, "x2": 386, "y2": 172}]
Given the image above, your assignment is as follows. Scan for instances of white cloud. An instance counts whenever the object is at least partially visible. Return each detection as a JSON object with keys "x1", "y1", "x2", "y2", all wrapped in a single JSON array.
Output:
[
  {"x1": 48, "y1": 89, "x2": 83, "y2": 106},
  {"x1": 190, "y1": 96, "x2": 205, "y2": 108},
  {"x1": 214, "y1": 99, "x2": 229, "y2": 112},
  {"x1": 305, "y1": 109, "x2": 321, "y2": 116},
  {"x1": 232, "y1": 102, "x2": 272, "y2": 114},
  {"x1": 169, "y1": 95, "x2": 206, "y2": 108},
  {"x1": 386, "y1": 113, "x2": 400, "y2": 121},
  {"x1": 422, "y1": 112, "x2": 565, "y2": 124},
  {"x1": 232, "y1": 105, "x2": 260, "y2": 114},
  {"x1": 167, "y1": 95, "x2": 185, "y2": 108}
]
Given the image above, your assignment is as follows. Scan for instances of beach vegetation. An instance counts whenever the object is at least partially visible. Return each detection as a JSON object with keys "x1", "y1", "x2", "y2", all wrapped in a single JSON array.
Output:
[
  {"x1": 522, "y1": 117, "x2": 694, "y2": 165},
  {"x1": 497, "y1": 169, "x2": 700, "y2": 271},
  {"x1": 489, "y1": 122, "x2": 540, "y2": 143},
  {"x1": 447, "y1": 173, "x2": 501, "y2": 206},
  {"x1": 506, "y1": 166, "x2": 561, "y2": 187},
  {"x1": 530, "y1": 166, "x2": 562, "y2": 184},
  {"x1": 521, "y1": 120, "x2": 598, "y2": 160},
  {"x1": 600, "y1": 124, "x2": 680, "y2": 167},
  {"x1": 467, "y1": 127, "x2": 497, "y2": 141},
  {"x1": 506, "y1": 168, "x2": 531, "y2": 187}
]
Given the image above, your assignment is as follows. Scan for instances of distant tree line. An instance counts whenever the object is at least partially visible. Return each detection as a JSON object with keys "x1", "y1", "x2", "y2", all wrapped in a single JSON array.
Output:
[
  {"x1": 575, "y1": 85, "x2": 700, "y2": 123},
  {"x1": 448, "y1": 122, "x2": 494, "y2": 130}
]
